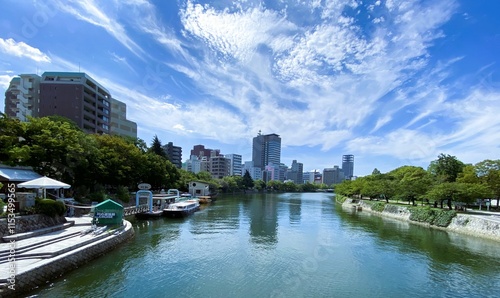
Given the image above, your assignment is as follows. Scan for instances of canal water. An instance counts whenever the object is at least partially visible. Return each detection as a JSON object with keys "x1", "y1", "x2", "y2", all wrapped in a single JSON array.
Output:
[{"x1": 32, "y1": 193, "x2": 500, "y2": 298}]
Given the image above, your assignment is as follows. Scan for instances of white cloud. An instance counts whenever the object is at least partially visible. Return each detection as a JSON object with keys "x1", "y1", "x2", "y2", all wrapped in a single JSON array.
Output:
[
  {"x1": 8, "y1": 0, "x2": 494, "y2": 174},
  {"x1": 110, "y1": 52, "x2": 137, "y2": 74},
  {"x1": 50, "y1": 0, "x2": 145, "y2": 58},
  {"x1": 0, "y1": 74, "x2": 15, "y2": 89},
  {"x1": 181, "y1": 0, "x2": 295, "y2": 62},
  {"x1": 347, "y1": 129, "x2": 439, "y2": 162},
  {"x1": 170, "y1": 0, "x2": 461, "y2": 155},
  {"x1": 0, "y1": 38, "x2": 51, "y2": 63}
]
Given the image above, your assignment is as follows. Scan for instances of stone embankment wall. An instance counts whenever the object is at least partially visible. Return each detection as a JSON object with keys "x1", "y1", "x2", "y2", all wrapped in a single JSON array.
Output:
[
  {"x1": 0, "y1": 220, "x2": 134, "y2": 297},
  {"x1": 447, "y1": 214, "x2": 500, "y2": 241},
  {"x1": 343, "y1": 198, "x2": 500, "y2": 242},
  {"x1": 0, "y1": 214, "x2": 66, "y2": 238}
]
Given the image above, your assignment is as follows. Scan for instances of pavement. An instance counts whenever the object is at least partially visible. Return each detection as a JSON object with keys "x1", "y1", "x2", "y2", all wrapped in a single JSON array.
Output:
[{"x1": 0, "y1": 216, "x2": 117, "y2": 280}]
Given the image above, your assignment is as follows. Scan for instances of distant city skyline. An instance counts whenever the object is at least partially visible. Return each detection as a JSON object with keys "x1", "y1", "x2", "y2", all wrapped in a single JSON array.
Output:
[
  {"x1": 3, "y1": 70, "x2": 351, "y2": 178},
  {"x1": 1, "y1": 1, "x2": 499, "y2": 176}
]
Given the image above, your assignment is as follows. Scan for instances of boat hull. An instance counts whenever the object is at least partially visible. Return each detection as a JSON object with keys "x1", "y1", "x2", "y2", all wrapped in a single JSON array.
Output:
[
  {"x1": 163, "y1": 209, "x2": 197, "y2": 218},
  {"x1": 135, "y1": 210, "x2": 164, "y2": 219}
]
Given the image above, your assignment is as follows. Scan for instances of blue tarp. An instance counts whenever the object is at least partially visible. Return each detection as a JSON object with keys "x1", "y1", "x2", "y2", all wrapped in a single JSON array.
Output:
[{"x1": 0, "y1": 166, "x2": 42, "y2": 182}]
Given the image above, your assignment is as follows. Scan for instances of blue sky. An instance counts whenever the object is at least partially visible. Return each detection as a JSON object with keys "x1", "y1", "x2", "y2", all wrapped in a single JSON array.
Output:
[{"x1": 1, "y1": 0, "x2": 499, "y2": 177}]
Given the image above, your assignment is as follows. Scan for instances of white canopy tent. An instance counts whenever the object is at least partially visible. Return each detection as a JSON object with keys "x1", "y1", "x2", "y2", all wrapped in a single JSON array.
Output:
[{"x1": 17, "y1": 176, "x2": 71, "y2": 199}]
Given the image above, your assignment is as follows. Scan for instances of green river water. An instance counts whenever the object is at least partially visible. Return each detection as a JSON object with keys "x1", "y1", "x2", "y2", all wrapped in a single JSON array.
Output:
[{"x1": 30, "y1": 192, "x2": 500, "y2": 298}]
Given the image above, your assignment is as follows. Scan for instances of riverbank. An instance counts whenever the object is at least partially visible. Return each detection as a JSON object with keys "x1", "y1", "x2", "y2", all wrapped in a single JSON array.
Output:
[
  {"x1": 340, "y1": 197, "x2": 500, "y2": 242},
  {"x1": 0, "y1": 216, "x2": 134, "y2": 297}
]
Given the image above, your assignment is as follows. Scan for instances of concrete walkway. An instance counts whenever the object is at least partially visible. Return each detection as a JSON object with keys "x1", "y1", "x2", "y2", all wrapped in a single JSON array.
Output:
[{"x1": 0, "y1": 216, "x2": 114, "y2": 280}]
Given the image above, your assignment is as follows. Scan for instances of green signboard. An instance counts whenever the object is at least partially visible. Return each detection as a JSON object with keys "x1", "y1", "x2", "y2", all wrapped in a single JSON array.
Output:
[{"x1": 93, "y1": 199, "x2": 123, "y2": 226}]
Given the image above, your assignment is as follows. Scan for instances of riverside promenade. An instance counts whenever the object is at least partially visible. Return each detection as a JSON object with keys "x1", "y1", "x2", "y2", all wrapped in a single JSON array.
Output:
[{"x1": 0, "y1": 216, "x2": 134, "y2": 297}]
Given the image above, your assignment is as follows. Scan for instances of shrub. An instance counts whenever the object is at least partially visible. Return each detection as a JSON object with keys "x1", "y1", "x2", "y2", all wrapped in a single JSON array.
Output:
[
  {"x1": 36, "y1": 198, "x2": 66, "y2": 217},
  {"x1": 433, "y1": 210, "x2": 457, "y2": 227},
  {"x1": 0, "y1": 199, "x2": 5, "y2": 213},
  {"x1": 371, "y1": 202, "x2": 386, "y2": 212},
  {"x1": 87, "y1": 191, "x2": 106, "y2": 203},
  {"x1": 115, "y1": 186, "x2": 130, "y2": 203},
  {"x1": 409, "y1": 207, "x2": 435, "y2": 223},
  {"x1": 409, "y1": 207, "x2": 456, "y2": 227}
]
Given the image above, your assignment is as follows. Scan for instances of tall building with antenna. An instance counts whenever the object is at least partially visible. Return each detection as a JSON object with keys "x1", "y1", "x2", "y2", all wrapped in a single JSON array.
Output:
[{"x1": 252, "y1": 131, "x2": 281, "y2": 181}]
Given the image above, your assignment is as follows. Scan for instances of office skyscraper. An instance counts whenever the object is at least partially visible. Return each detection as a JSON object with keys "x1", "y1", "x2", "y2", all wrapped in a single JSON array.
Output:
[
  {"x1": 342, "y1": 155, "x2": 354, "y2": 180},
  {"x1": 252, "y1": 131, "x2": 281, "y2": 171},
  {"x1": 225, "y1": 154, "x2": 242, "y2": 176}
]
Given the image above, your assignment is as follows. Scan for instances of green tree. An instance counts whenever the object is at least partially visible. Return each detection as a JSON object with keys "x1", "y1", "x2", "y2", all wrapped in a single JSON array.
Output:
[
  {"x1": 456, "y1": 164, "x2": 480, "y2": 184},
  {"x1": 232, "y1": 175, "x2": 244, "y2": 190},
  {"x1": 426, "y1": 182, "x2": 491, "y2": 209},
  {"x1": 428, "y1": 153, "x2": 465, "y2": 183},
  {"x1": 301, "y1": 182, "x2": 318, "y2": 192},
  {"x1": 140, "y1": 152, "x2": 170, "y2": 191},
  {"x1": 242, "y1": 170, "x2": 254, "y2": 189},
  {"x1": 176, "y1": 169, "x2": 197, "y2": 191},
  {"x1": 94, "y1": 134, "x2": 144, "y2": 189},
  {"x1": 391, "y1": 166, "x2": 433, "y2": 205},
  {"x1": 17, "y1": 117, "x2": 88, "y2": 181},
  {"x1": 460, "y1": 183, "x2": 492, "y2": 205},
  {"x1": 426, "y1": 182, "x2": 460, "y2": 209},
  {"x1": 133, "y1": 137, "x2": 148, "y2": 153},
  {"x1": 253, "y1": 179, "x2": 266, "y2": 191},
  {"x1": 475, "y1": 159, "x2": 500, "y2": 208},
  {"x1": 196, "y1": 171, "x2": 213, "y2": 182},
  {"x1": 283, "y1": 181, "x2": 297, "y2": 192},
  {"x1": 163, "y1": 159, "x2": 181, "y2": 189},
  {"x1": 67, "y1": 132, "x2": 102, "y2": 191},
  {"x1": 150, "y1": 135, "x2": 166, "y2": 157},
  {"x1": 335, "y1": 179, "x2": 365, "y2": 198},
  {"x1": 219, "y1": 176, "x2": 243, "y2": 193},
  {"x1": 267, "y1": 180, "x2": 283, "y2": 191},
  {"x1": 0, "y1": 115, "x2": 24, "y2": 164}
]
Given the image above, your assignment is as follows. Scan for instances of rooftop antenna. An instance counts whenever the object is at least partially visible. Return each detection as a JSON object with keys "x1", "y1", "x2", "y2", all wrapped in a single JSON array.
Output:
[{"x1": 78, "y1": 63, "x2": 80, "y2": 72}]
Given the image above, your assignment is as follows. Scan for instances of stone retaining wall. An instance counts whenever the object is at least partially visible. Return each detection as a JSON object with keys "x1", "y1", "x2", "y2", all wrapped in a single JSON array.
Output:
[
  {"x1": 0, "y1": 220, "x2": 135, "y2": 297},
  {"x1": 0, "y1": 214, "x2": 67, "y2": 238},
  {"x1": 448, "y1": 214, "x2": 500, "y2": 241},
  {"x1": 342, "y1": 199, "x2": 500, "y2": 242}
]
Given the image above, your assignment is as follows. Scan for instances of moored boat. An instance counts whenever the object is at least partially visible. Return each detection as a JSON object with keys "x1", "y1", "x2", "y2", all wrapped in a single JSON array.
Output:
[
  {"x1": 135, "y1": 210, "x2": 164, "y2": 219},
  {"x1": 197, "y1": 196, "x2": 212, "y2": 204},
  {"x1": 163, "y1": 199, "x2": 200, "y2": 218}
]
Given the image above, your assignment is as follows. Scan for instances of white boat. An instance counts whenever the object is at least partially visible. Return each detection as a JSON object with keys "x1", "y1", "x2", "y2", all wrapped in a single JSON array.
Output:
[{"x1": 163, "y1": 199, "x2": 200, "y2": 218}]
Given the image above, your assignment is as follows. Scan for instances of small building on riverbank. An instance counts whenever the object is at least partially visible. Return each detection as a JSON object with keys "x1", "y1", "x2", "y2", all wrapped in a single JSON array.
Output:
[{"x1": 188, "y1": 181, "x2": 211, "y2": 197}]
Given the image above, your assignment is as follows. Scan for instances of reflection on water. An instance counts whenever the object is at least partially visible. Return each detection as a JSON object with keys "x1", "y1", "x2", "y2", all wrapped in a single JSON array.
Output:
[
  {"x1": 336, "y1": 204, "x2": 500, "y2": 275},
  {"x1": 246, "y1": 194, "x2": 279, "y2": 246},
  {"x1": 32, "y1": 193, "x2": 500, "y2": 298}
]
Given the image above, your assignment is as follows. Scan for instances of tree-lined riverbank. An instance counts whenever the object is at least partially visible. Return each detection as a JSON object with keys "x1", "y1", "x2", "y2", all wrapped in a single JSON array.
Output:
[{"x1": 337, "y1": 195, "x2": 500, "y2": 242}]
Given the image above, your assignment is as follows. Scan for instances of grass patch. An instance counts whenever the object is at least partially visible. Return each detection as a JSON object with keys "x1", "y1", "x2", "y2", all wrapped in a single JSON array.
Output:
[{"x1": 335, "y1": 195, "x2": 348, "y2": 204}]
